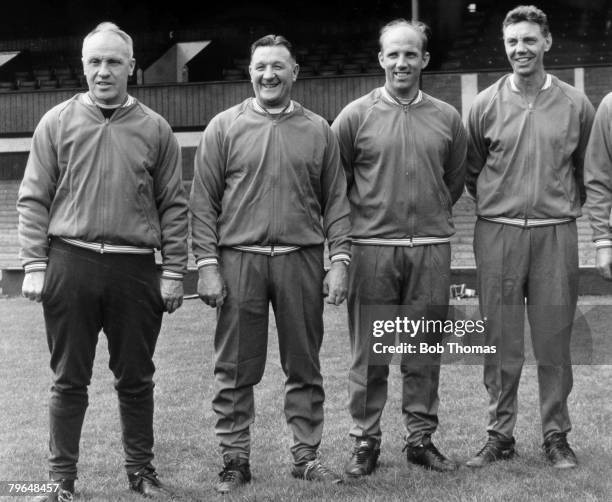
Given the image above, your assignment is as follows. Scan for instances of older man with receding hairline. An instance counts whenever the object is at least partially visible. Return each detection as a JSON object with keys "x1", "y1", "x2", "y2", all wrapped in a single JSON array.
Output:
[
  {"x1": 190, "y1": 33, "x2": 351, "y2": 494},
  {"x1": 18, "y1": 22, "x2": 187, "y2": 500}
]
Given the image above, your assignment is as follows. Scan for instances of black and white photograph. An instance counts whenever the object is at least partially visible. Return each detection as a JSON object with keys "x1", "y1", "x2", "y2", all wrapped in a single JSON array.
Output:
[{"x1": 1, "y1": 1, "x2": 611, "y2": 501}]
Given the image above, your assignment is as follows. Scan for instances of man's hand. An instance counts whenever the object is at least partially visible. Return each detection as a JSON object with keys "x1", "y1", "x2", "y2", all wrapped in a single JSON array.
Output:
[
  {"x1": 160, "y1": 277, "x2": 184, "y2": 313},
  {"x1": 22, "y1": 270, "x2": 46, "y2": 302},
  {"x1": 197, "y1": 265, "x2": 227, "y2": 308},
  {"x1": 322, "y1": 261, "x2": 348, "y2": 305},
  {"x1": 596, "y1": 247, "x2": 612, "y2": 281}
]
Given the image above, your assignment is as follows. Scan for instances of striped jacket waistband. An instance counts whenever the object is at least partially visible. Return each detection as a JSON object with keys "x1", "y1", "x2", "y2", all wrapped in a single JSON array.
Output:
[
  {"x1": 479, "y1": 216, "x2": 574, "y2": 228},
  {"x1": 595, "y1": 239, "x2": 612, "y2": 249},
  {"x1": 351, "y1": 237, "x2": 450, "y2": 247},
  {"x1": 59, "y1": 237, "x2": 155, "y2": 254},
  {"x1": 197, "y1": 248, "x2": 350, "y2": 269},
  {"x1": 231, "y1": 244, "x2": 301, "y2": 256}
]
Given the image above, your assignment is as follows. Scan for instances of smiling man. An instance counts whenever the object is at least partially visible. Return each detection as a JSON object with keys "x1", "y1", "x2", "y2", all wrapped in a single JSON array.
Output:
[
  {"x1": 18, "y1": 22, "x2": 188, "y2": 501},
  {"x1": 331, "y1": 19, "x2": 466, "y2": 477},
  {"x1": 190, "y1": 34, "x2": 351, "y2": 493},
  {"x1": 465, "y1": 5, "x2": 594, "y2": 469}
]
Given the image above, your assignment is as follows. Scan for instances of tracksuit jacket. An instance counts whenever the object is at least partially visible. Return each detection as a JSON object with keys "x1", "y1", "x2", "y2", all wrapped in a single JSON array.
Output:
[
  {"x1": 585, "y1": 92, "x2": 612, "y2": 248},
  {"x1": 17, "y1": 93, "x2": 188, "y2": 278},
  {"x1": 331, "y1": 88, "x2": 466, "y2": 242},
  {"x1": 190, "y1": 98, "x2": 351, "y2": 263},
  {"x1": 466, "y1": 74, "x2": 595, "y2": 220}
]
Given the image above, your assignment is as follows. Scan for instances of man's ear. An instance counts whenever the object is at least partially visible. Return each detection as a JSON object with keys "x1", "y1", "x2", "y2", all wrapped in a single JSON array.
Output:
[
  {"x1": 422, "y1": 51, "x2": 430, "y2": 69},
  {"x1": 544, "y1": 34, "x2": 552, "y2": 52}
]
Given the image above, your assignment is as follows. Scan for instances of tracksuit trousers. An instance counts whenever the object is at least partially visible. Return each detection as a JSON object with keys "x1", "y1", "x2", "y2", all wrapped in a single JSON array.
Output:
[
  {"x1": 347, "y1": 244, "x2": 451, "y2": 446},
  {"x1": 41, "y1": 239, "x2": 164, "y2": 480},
  {"x1": 212, "y1": 246, "x2": 326, "y2": 465},
  {"x1": 474, "y1": 219, "x2": 576, "y2": 440}
]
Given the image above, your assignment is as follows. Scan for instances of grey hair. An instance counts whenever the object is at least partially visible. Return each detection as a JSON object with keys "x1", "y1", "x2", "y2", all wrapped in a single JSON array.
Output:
[{"x1": 82, "y1": 22, "x2": 134, "y2": 58}]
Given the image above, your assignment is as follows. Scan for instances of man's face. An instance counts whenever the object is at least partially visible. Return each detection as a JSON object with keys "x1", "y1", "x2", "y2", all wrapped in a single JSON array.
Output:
[
  {"x1": 249, "y1": 45, "x2": 298, "y2": 108},
  {"x1": 82, "y1": 31, "x2": 135, "y2": 106},
  {"x1": 503, "y1": 21, "x2": 551, "y2": 78},
  {"x1": 378, "y1": 25, "x2": 429, "y2": 99}
]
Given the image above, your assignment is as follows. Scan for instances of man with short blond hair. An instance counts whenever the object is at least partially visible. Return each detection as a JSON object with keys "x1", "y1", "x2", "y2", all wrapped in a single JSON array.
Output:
[
  {"x1": 332, "y1": 19, "x2": 466, "y2": 476},
  {"x1": 18, "y1": 22, "x2": 187, "y2": 500}
]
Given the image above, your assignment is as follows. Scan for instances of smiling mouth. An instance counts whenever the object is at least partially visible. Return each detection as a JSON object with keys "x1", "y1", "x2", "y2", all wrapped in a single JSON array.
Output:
[{"x1": 261, "y1": 82, "x2": 280, "y2": 89}]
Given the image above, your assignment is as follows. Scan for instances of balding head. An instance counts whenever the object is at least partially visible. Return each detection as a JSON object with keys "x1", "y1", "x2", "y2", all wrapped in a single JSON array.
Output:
[
  {"x1": 379, "y1": 19, "x2": 430, "y2": 53},
  {"x1": 82, "y1": 22, "x2": 133, "y2": 59},
  {"x1": 81, "y1": 22, "x2": 135, "y2": 107}
]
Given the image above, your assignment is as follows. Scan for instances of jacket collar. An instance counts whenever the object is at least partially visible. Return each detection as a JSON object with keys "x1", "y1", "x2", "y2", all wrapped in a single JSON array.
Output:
[
  {"x1": 82, "y1": 92, "x2": 135, "y2": 108},
  {"x1": 251, "y1": 98, "x2": 295, "y2": 114},
  {"x1": 509, "y1": 73, "x2": 552, "y2": 92},
  {"x1": 380, "y1": 86, "x2": 423, "y2": 106}
]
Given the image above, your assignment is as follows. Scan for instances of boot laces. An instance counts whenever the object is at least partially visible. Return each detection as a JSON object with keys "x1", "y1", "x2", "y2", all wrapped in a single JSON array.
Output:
[
  {"x1": 304, "y1": 458, "x2": 335, "y2": 479},
  {"x1": 547, "y1": 435, "x2": 573, "y2": 458},
  {"x1": 219, "y1": 464, "x2": 240, "y2": 482},
  {"x1": 353, "y1": 440, "x2": 373, "y2": 464},
  {"x1": 476, "y1": 435, "x2": 510, "y2": 458}
]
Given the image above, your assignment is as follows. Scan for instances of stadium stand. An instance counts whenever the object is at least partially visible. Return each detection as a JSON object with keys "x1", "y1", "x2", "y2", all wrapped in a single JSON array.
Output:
[
  {"x1": 0, "y1": 0, "x2": 608, "y2": 293},
  {"x1": 0, "y1": 180, "x2": 20, "y2": 269},
  {"x1": 440, "y1": 0, "x2": 612, "y2": 71}
]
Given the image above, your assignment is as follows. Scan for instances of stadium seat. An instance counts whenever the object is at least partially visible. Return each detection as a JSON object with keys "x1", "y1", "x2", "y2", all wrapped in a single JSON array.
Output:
[
  {"x1": 298, "y1": 65, "x2": 316, "y2": 77},
  {"x1": 326, "y1": 53, "x2": 346, "y2": 67},
  {"x1": 54, "y1": 67, "x2": 73, "y2": 80},
  {"x1": 222, "y1": 68, "x2": 245, "y2": 81},
  {"x1": 343, "y1": 63, "x2": 363, "y2": 75},
  {"x1": 363, "y1": 62, "x2": 382, "y2": 74},
  {"x1": 58, "y1": 78, "x2": 81, "y2": 88},
  {"x1": 33, "y1": 68, "x2": 53, "y2": 80},
  {"x1": 318, "y1": 64, "x2": 338, "y2": 76},
  {"x1": 303, "y1": 53, "x2": 324, "y2": 69},
  {"x1": 39, "y1": 79, "x2": 58, "y2": 89},
  {"x1": 17, "y1": 80, "x2": 37, "y2": 90},
  {"x1": 14, "y1": 71, "x2": 31, "y2": 81},
  {"x1": 352, "y1": 52, "x2": 371, "y2": 66}
]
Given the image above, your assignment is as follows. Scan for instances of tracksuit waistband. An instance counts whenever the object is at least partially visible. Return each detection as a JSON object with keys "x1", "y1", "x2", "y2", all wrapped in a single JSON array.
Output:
[
  {"x1": 351, "y1": 237, "x2": 450, "y2": 247},
  {"x1": 59, "y1": 237, "x2": 155, "y2": 254},
  {"x1": 479, "y1": 216, "x2": 574, "y2": 228}
]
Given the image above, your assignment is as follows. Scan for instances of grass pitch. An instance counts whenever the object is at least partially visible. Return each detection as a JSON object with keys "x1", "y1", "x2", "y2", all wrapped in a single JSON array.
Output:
[{"x1": 1, "y1": 297, "x2": 611, "y2": 501}]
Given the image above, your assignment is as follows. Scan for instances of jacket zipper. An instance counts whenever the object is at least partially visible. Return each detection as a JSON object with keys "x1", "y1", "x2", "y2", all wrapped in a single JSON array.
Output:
[
  {"x1": 526, "y1": 103, "x2": 533, "y2": 226},
  {"x1": 404, "y1": 104, "x2": 415, "y2": 238},
  {"x1": 271, "y1": 121, "x2": 279, "y2": 244},
  {"x1": 101, "y1": 115, "x2": 110, "y2": 252}
]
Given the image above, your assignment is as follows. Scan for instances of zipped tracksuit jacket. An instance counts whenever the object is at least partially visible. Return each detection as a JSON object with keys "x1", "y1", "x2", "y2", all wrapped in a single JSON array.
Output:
[
  {"x1": 466, "y1": 74, "x2": 595, "y2": 441},
  {"x1": 190, "y1": 98, "x2": 351, "y2": 463},
  {"x1": 17, "y1": 92, "x2": 188, "y2": 479},
  {"x1": 331, "y1": 87, "x2": 467, "y2": 445},
  {"x1": 585, "y1": 92, "x2": 612, "y2": 249},
  {"x1": 18, "y1": 93, "x2": 187, "y2": 277}
]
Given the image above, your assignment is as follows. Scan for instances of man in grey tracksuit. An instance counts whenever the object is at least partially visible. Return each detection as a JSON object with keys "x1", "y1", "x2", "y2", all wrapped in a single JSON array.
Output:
[
  {"x1": 332, "y1": 19, "x2": 466, "y2": 476},
  {"x1": 465, "y1": 5, "x2": 594, "y2": 470},
  {"x1": 190, "y1": 34, "x2": 351, "y2": 494}
]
